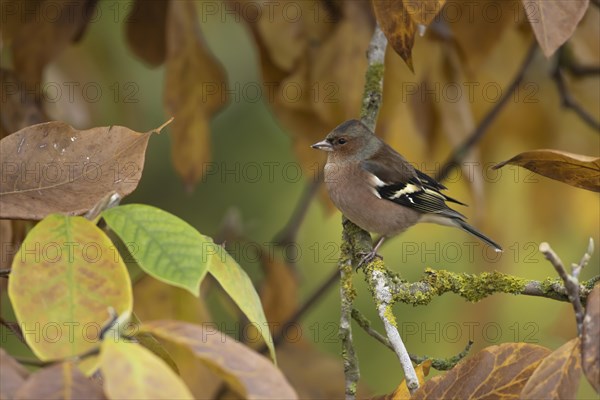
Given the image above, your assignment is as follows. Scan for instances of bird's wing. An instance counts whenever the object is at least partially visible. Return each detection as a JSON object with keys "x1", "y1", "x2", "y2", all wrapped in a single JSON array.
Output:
[{"x1": 360, "y1": 145, "x2": 466, "y2": 219}]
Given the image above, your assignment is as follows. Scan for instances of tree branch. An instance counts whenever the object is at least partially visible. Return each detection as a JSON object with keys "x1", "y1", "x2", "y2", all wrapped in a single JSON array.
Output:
[
  {"x1": 436, "y1": 40, "x2": 538, "y2": 182},
  {"x1": 552, "y1": 66, "x2": 600, "y2": 132},
  {"x1": 351, "y1": 308, "x2": 473, "y2": 370},
  {"x1": 539, "y1": 239, "x2": 594, "y2": 336}
]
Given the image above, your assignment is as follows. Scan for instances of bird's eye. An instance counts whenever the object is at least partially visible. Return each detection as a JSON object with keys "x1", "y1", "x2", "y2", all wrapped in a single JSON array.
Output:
[{"x1": 338, "y1": 138, "x2": 347, "y2": 145}]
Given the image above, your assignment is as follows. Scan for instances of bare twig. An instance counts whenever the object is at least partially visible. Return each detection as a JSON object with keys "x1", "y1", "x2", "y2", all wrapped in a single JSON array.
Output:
[
  {"x1": 436, "y1": 40, "x2": 538, "y2": 182},
  {"x1": 351, "y1": 308, "x2": 473, "y2": 370},
  {"x1": 539, "y1": 239, "x2": 594, "y2": 336},
  {"x1": 552, "y1": 67, "x2": 600, "y2": 131},
  {"x1": 0, "y1": 268, "x2": 10, "y2": 278}
]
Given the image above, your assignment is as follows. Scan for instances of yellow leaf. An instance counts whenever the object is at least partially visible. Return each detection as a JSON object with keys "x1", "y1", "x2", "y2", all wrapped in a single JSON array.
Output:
[
  {"x1": 8, "y1": 215, "x2": 133, "y2": 367},
  {"x1": 163, "y1": 0, "x2": 227, "y2": 188},
  {"x1": 100, "y1": 340, "x2": 193, "y2": 400}
]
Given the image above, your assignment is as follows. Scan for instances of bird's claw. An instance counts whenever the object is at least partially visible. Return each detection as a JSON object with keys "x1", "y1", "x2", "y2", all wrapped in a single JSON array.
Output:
[{"x1": 357, "y1": 251, "x2": 383, "y2": 270}]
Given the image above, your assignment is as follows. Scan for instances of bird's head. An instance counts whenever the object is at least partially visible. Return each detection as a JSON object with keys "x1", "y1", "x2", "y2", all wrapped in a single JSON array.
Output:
[{"x1": 311, "y1": 119, "x2": 379, "y2": 160}]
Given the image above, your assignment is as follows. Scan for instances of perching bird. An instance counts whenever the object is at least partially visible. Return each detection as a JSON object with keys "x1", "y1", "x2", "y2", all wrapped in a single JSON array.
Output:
[{"x1": 311, "y1": 119, "x2": 502, "y2": 264}]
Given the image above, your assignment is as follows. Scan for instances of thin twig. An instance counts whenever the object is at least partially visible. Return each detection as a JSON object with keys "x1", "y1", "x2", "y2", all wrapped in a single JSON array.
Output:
[
  {"x1": 436, "y1": 40, "x2": 538, "y2": 182},
  {"x1": 0, "y1": 268, "x2": 11, "y2": 278},
  {"x1": 351, "y1": 308, "x2": 473, "y2": 370},
  {"x1": 552, "y1": 67, "x2": 600, "y2": 131},
  {"x1": 539, "y1": 240, "x2": 593, "y2": 336}
]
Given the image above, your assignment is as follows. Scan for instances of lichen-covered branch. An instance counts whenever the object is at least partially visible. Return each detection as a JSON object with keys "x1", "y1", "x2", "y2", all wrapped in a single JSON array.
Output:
[
  {"x1": 360, "y1": 25, "x2": 387, "y2": 131},
  {"x1": 339, "y1": 219, "x2": 360, "y2": 400},
  {"x1": 351, "y1": 308, "x2": 473, "y2": 370}
]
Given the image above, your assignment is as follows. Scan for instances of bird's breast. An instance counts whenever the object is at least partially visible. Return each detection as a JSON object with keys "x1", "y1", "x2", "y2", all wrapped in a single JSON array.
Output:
[{"x1": 324, "y1": 162, "x2": 420, "y2": 236}]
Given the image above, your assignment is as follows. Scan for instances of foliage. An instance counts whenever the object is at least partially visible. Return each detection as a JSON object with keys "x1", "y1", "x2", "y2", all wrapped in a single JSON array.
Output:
[{"x1": 0, "y1": 0, "x2": 598, "y2": 399}]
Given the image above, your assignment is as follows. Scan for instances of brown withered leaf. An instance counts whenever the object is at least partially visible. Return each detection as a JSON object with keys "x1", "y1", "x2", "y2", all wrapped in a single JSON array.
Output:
[
  {"x1": 0, "y1": 348, "x2": 29, "y2": 399},
  {"x1": 372, "y1": 360, "x2": 431, "y2": 400},
  {"x1": 0, "y1": 68, "x2": 48, "y2": 136},
  {"x1": 583, "y1": 283, "x2": 600, "y2": 393},
  {"x1": 447, "y1": 0, "x2": 515, "y2": 73},
  {"x1": 0, "y1": 119, "x2": 171, "y2": 220},
  {"x1": 164, "y1": 0, "x2": 227, "y2": 188},
  {"x1": 11, "y1": 0, "x2": 97, "y2": 87},
  {"x1": 125, "y1": 0, "x2": 168, "y2": 66},
  {"x1": 521, "y1": 0, "x2": 589, "y2": 58},
  {"x1": 373, "y1": 0, "x2": 446, "y2": 70},
  {"x1": 411, "y1": 343, "x2": 551, "y2": 399},
  {"x1": 141, "y1": 320, "x2": 298, "y2": 400},
  {"x1": 520, "y1": 338, "x2": 582, "y2": 399},
  {"x1": 494, "y1": 149, "x2": 600, "y2": 192},
  {"x1": 14, "y1": 362, "x2": 105, "y2": 400}
]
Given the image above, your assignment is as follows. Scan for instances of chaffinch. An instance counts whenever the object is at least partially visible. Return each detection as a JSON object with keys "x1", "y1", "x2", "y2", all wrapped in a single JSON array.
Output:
[{"x1": 312, "y1": 119, "x2": 502, "y2": 264}]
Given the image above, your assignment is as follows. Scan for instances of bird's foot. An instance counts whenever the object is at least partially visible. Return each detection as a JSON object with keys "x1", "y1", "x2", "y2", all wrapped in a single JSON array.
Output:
[{"x1": 357, "y1": 251, "x2": 383, "y2": 270}]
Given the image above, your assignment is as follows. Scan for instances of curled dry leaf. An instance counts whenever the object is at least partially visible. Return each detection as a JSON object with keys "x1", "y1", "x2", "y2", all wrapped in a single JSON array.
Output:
[
  {"x1": 141, "y1": 320, "x2": 298, "y2": 400},
  {"x1": 521, "y1": 0, "x2": 589, "y2": 58},
  {"x1": 14, "y1": 362, "x2": 105, "y2": 400},
  {"x1": 520, "y1": 338, "x2": 582, "y2": 399},
  {"x1": 125, "y1": 0, "x2": 168, "y2": 67},
  {"x1": 373, "y1": 0, "x2": 446, "y2": 70},
  {"x1": 493, "y1": 149, "x2": 600, "y2": 192},
  {"x1": 411, "y1": 343, "x2": 551, "y2": 399},
  {"x1": 0, "y1": 348, "x2": 29, "y2": 399},
  {"x1": 164, "y1": 0, "x2": 228, "y2": 188},
  {"x1": 582, "y1": 283, "x2": 600, "y2": 393},
  {"x1": 0, "y1": 119, "x2": 170, "y2": 220}
]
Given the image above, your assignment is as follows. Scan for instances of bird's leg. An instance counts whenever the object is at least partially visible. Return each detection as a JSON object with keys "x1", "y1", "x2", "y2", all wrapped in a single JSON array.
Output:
[{"x1": 357, "y1": 236, "x2": 386, "y2": 269}]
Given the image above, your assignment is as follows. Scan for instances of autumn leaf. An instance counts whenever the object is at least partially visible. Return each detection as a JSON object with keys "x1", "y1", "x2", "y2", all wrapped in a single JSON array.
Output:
[
  {"x1": 129, "y1": 313, "x2": 179, "y2": 375},
  {"x1": 141, "y1": 320, "x2": 298, "y2": 400},
  {"x1": 521, "y1": 0, "x2": 589, "y2": 58},
  {"x1": 447, "y1": 0, "x2": 515, "y2": 72},
  {"x1": 411, "y1": 343, "x2": 551, "y2": 399},
  {"x1": 0, "y1": 120, "x2": 170, "y2": 220},
  {"x1": 373, "y1": 0, "x2": 446, "y2": 70},
  {"x1": 582, "y1": 283, "x2": 600, "y2": 393},
  {"x1": 8, "y1": 215, "x2": 133, "y2": 366},
  {"x1": 100, "y1": 340, "x2": 193, "y2": 400},
  {"x1": 0, "y1": 348, "x2": 29, "y2": 399},
  {"x1": 164, "y1": 0, "x2": 227, "y2": 188},
  {"x1": 520, "y1": 338, "x2": 582, "y2": 399},
  {"x1": 14, "y1": 362, "x2": 105, "y2": 400},
  {"x1": 125, "y1": 0, "x2": 168, "y2": 67},
  {"x1": 11, "y1": 0, "x2": 97, "y2": 87},
  {"x1": 372, "y1": 360, "x2": 432, "y2": 400},
  {"x1": 493, "y1": 149, "x2": 600, "y2": 192}
]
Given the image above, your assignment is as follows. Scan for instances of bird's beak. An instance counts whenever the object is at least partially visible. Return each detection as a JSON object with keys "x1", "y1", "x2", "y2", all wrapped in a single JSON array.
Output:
[{"x1": 311, "y1": 140, "x2": 333, "y2": 152}]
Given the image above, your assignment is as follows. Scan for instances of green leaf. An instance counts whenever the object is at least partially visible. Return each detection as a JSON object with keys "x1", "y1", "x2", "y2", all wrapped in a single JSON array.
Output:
[
  {"x1": 209, "y1": 252, "x2": 276, "y2": 362},
  {"x1": 8, "y1": 214, "x2": 133, "y2": 365},
  {"x1": 100, "y1": 339, "x2": 193, "y2": 399},
  {"x1": 102, "y1": 204, "x2": 212, "y2": 296}
]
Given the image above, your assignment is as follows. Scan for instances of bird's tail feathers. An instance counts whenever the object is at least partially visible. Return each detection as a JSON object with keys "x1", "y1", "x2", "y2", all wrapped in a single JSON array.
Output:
[
  {"x1": 455, "y1": 219, "x2": 503, "y2": 252},
  {"x1": 421, "y1": 214, "x2": 503, "y2": 252}
]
